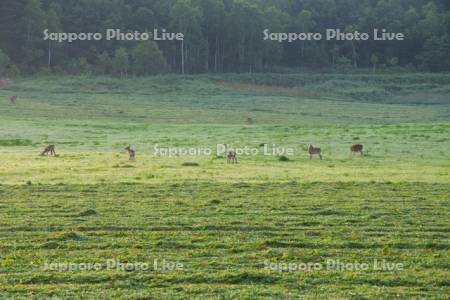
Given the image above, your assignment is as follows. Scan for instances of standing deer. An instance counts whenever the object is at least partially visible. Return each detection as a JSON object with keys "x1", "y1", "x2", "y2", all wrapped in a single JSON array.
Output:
[
  {"x1": 41, "y1": 144, "x2": 56, "y2": 156},
  {"x1": 10, "y1": 95, "x2": 17, "y2": 104},
  {"x1": 125, "y1": 146, "x2": 135, "y2": 160},
  {"x1": 306, "y1": 144, "x2": 322, "y2": 160},
  {"x1": 227, "y1": 150, "x2": 237, "y2": 164},
  {"x1": 350, "y1": 144, "x2": 364, "y2": 155}
]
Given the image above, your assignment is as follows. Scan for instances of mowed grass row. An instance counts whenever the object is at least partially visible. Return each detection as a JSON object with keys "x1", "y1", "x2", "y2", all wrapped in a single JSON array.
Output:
[{"x1": 0, "y1": 182, "x2": 449, "y2": 298}]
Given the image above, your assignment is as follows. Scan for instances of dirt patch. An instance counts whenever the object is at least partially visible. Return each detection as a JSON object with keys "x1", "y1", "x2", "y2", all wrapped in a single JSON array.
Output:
[{"x1": 0, "y1": 79, "x2": 15, "y2": 88}]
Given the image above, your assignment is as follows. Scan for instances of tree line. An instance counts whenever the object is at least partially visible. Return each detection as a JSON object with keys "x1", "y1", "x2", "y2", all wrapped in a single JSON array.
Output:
[{"x1": 0, "y1": 0, "x2": 449, "y2": 76}]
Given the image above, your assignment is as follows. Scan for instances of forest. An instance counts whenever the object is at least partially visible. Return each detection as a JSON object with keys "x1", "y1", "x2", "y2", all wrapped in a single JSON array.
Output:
[{"x1": 0, "y1": 0, "x2": 449, "y2": 76}]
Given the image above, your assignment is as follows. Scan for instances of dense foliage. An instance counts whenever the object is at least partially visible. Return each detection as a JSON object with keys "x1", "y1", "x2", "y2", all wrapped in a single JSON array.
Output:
[{"x1": 0, "y1": 0, "x2": 449, "y2": 75}]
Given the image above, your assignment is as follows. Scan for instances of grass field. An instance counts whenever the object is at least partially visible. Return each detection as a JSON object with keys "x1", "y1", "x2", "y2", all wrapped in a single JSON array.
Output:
[{"x1": 0, "y1": 74, "x2": 449, "y2": 298}]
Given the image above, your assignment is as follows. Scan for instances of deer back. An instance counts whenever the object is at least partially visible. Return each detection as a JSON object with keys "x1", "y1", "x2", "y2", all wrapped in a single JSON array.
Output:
[
  {"x1": 350, "y1": 144, "x2": 363, "y2": 152},
  {"x1": 308, "y1": 145, "x2": 321, "y2": 154}
]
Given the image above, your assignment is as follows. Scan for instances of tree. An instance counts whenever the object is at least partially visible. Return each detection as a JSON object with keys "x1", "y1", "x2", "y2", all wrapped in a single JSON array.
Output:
[
  {"x1": 370, "y1": 54, "x2": 379, "y2": 72},
  {"x1": 336, "y1": 56, "x2": 352, "y2": 72},
  {"x1": 170, "y1": 0, "x2": 203, "y2": 74},
  {"x1": 194, "y1": 0, "x2": 225, "y2": 72},
  {"x1": 416, "y1": 35, "x2": 450, "y2": 71},
  {"x1": 97, "y1": 51, "x2": 111, "y2": 75},
  {"x1": 45, "y1": 5, "x2": 62, "y2": 68},
  {"x1": 134, "y1": 7, "x2": 155, "y2": 31},
  {"x1": 112, "y1": 48, "x2": 129, "y2": 77},
  {"x1": 22, "y1": 0, "x2": 46, "y2": 71},
  {"x1": 0, "y1": 49, "x2": 10, "y2": 76},
  {"x1": 0, "y1": 0, "x2": 449, "y2": 73},
  {"x1": 345, "y1": 25, "x2": 359, "y2": 68},
  {"x1": 131, "y1": 40, "x2": 167, "y2": 75},
  {"x1": 295, "y1": 10, "x2": 315, "y2": 60}
]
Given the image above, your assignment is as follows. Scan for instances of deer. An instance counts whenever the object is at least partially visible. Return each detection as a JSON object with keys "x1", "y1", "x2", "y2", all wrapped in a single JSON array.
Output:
[
  {"x1": 10, "y1": 95, "x2": 17, "y2": 104},
  {"x1": 246, "y1": 117, "x2": 253, "y2": 125},
  {"x1": 350, "y1": 144, "x2": 364, "y2": 156},
  {"x1": 125, "y1": 146, "x2": 135, "y2": 160},
  {"x1": 41, "y1": 144, "x2": 56, "y2": 156},
  {"x1": 306, "y1": 144, "x2": 322, "y2": 160},
  {"x1": 227, "y1": 149, "x2": 237, "y2": 164},
  {"x1": 223, "y1": 144, "x2": 237, "y2": 163}
]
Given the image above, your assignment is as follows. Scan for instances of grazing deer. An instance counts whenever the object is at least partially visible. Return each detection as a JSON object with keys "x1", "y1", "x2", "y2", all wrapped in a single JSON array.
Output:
[
  {"x1": 227, "y1": 150, "x2": 237, "y2": 164},
  {"x1": 350, "y1": 144, "x2": 364, "y2": 155},
  {"x1": 306, "y1": 144, "x2": 322, "y2": 160},
  {"x1": 125, "y1": 146, "x2": 135, "y2": 160},
  {"x1": 41, "y1": 144, "x2": 56, "y2": 156},
  {"x1": 246, "y1": 117, "x2": 253, "y2": 124},
  {"x1": 10, "y1": 95, "x2": 17, "y2": 104}
]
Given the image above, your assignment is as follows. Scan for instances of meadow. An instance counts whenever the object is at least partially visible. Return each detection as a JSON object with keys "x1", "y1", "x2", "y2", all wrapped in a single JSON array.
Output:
[{"x1": 0, "y1": 73, "x2": 449, "y2": 298}]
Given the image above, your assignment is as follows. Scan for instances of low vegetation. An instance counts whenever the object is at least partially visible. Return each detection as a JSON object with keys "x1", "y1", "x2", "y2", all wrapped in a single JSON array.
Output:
[{"x1": 0, "y1": 73, "x2": 448, "y2": 298}]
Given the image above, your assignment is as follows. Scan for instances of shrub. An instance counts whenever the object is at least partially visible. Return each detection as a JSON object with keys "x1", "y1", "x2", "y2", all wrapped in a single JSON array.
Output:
[{"x1": 278, "y1": 155, "x2": 290, "y2": 161}]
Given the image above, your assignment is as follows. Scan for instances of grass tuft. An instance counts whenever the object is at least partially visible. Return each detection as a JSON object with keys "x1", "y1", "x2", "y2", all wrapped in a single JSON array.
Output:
[
  {"x1": 78, "y1": 209, "x2": 98, "y2": 217},
  {"x1": 278, "y1": 155, "x2": 290, "y2": 162},
  {"x1": 182, "y1": 162, "x2": 200, "y2": 167}
]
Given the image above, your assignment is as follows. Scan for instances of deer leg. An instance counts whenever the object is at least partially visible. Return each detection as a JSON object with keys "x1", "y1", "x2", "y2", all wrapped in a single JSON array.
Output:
[
  {"x1": 310, "y1": 154, "x2": 312, "y2": 160},
  {"x1": 319, "y1": 154, "x2": 322, "y2": 160}
]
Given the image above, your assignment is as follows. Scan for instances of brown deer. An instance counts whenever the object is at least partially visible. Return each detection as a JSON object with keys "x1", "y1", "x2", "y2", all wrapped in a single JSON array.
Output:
[
  {"x1": 125, "y1": 146, "x2": 135, "y2": 160},
  {"x1": 10, "y1": 95, "x2": 17, "y2": 104},
  {"x1": 227, "y1": 150, "x2": 237, "y2": 164},
  {"x1": 350, "y1": 144, "x2": 364, "y2": 155},
  {"x1": 41, "y1": 144, "x2": 56, "y2": 156},
  {"x1": 306, "y1": 144, "x2": 322, "y2": 160}
]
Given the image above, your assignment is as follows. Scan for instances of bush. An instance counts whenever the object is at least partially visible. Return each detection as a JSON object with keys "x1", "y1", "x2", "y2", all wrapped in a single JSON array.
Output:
[
  {"x1": 278, "y1": 155, "x2": 290, "y2": 162},
  {"x1": 131, "y1": 40, "x2": 167, "y2": 76},
  {"x1": 65, "y1": 58, "x2": 93, "y2": 75}
]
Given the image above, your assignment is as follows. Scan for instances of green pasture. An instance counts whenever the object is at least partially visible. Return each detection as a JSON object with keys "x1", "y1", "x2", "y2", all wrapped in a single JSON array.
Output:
[{"x1": 0, "y1": 74, "x2": 449, "y2": 298}]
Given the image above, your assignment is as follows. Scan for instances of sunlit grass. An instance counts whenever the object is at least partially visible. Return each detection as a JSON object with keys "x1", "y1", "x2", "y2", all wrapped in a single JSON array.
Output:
[{"x1": 0, "y1": 74, "x2": 449, "y2": 298}]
